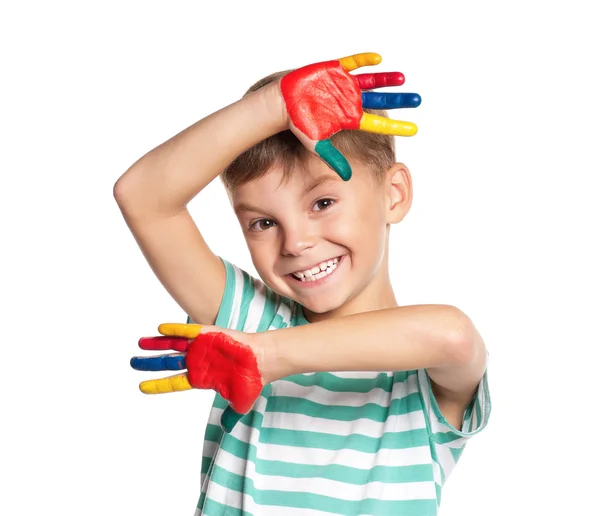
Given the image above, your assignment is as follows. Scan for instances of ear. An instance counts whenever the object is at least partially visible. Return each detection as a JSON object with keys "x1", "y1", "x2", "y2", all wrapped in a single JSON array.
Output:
[{"x1": 385, "y1": 163, "x2": 413, "y2": 224}]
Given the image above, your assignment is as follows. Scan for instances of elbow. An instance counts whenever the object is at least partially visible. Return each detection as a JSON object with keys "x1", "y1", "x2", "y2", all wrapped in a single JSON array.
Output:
[
  {"x1": 113, "y1": 174, "x2": 144, "y2": 216},
  {"x1": 113, "y1": 173, "x2": 135, "y2": 205},
  {"x1": 445, "y1": 307, "x2": 483, "y2": 366}
]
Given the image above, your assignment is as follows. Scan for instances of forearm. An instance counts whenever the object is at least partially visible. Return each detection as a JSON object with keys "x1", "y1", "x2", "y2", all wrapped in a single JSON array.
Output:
[
  {"x1": 113, "y1": 82, "x2": 287, "y2": 215},
  {"x1": 265, "y1": 305, "x2": 474, "y2": 383}
]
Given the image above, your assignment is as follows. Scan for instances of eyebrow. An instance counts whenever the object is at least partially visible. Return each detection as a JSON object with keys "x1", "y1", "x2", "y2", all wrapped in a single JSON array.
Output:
[
  {"x1": 302, "y1": 176, "x2": 339, "y2": 197},
  {"x1": 234, "y1": 202, "x2": 264, "y2": 214}
]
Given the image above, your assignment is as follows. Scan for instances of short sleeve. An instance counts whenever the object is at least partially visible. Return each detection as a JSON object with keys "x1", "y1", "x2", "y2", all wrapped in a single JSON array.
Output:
[
  {"x1": 416, "y1": 351, "x2": 491, "y2": 487},
  {"x1": 417, "y1": 351, "x2": 491, "y2": 441},
  {"x1": 186, "y1": 257, "x2": 304, "y2": 332}
]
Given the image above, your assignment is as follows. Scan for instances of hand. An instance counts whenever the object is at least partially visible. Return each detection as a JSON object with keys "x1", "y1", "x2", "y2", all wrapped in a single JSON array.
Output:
[
  {"x1": 280, "y1": 52, "x2": 421, "y2": 180},
  {"x1": 130, "y1": 324, "x2": 269, "y2": 419}
]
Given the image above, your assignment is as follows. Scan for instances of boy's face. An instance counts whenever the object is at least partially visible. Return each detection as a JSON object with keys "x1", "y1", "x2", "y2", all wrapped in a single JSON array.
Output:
[{"x1": 232, "y1": 156, "x2": 408, "y2": 317}]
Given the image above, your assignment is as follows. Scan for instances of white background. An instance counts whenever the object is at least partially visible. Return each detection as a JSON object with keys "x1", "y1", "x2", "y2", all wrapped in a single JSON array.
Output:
[{"x1": 2, "y1": 1, "x2": 598, "y2": 514}]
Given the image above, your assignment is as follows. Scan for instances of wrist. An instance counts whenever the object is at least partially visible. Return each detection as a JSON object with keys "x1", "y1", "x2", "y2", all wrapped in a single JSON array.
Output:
[
  {"x1": 255, "y1": 329, "x2": 288, "y2": 384},
  {"x1": 252, "y1": 80, "x2": 289, "y2": 134}
]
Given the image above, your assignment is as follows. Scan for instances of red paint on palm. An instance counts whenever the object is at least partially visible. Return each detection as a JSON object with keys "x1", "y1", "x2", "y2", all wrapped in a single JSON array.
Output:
[
  {"x1": 185, "y1": 332, "x2": 263, "y2": 414},
  {"x1": 280, "y1": 60, "x2": 363, "y2": 140}
]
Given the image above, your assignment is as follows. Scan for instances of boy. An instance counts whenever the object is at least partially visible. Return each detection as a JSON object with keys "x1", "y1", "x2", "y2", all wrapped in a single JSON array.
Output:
[{"x1": 115, "y1": 53, "x2": 491, "y2": 515}]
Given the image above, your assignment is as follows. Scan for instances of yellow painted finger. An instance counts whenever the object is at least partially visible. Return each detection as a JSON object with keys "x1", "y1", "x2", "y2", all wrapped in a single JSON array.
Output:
[
  {"x1": 359, "y1": 113, "x2": 418, "y2": 136},
  {"x1": 158, "y1": 323, "x2": 203, "y2": 339},
  {"x1": 140, "y1": 373, "x2": 192, "y2": 394},
  {"x1": 339, "y1": 52, "x2": 382, "y2": 72}
]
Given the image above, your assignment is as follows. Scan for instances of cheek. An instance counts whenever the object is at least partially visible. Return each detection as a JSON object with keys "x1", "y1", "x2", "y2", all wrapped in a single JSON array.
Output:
[{"x1": 248, "y1": 238, "x2": 276, "y2": 270}]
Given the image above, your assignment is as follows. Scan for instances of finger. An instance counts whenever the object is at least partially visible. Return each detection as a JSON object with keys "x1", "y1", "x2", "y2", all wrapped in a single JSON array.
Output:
[
  {"x1": 359, "y1": 113, "x2": 418, "y2": 136},
  {"x1": 139, "y1": 373, "x2": 192, "y2": 394},
  {"x1": 314, "y1": 139, "x2": 352, "y2": 181},
  {"x1": 138, "y1": 335, "x2": 189, "y2": 352},
  {"x1": 362, "y1": 92, "x2": 421, "y2": 110},
  {"x1": 355, "y1": 72, "x2": 405, "y2": 89},
  {"x1": 339, "y1": 52, "x2": 381, "y2": 72},
  {"x1": 158, "y1": 323, "x2": 203, "y2": 339},
  {"x1": 130, "y1": 353, "x2": 186, "y2": 372}
]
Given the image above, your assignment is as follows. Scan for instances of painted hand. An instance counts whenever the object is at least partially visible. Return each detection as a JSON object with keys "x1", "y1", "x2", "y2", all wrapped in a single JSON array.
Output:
[
  {"x1": 130, "y1": 323, "x2": 265, "y2": 431},
  {"x1": 280, "y1": 52, "x2": 421, "y2": 181}
]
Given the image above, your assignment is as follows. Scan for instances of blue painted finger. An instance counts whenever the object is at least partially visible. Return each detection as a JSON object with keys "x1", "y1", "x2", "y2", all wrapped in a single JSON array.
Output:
[
  {"x1": 314, "y1": 139, "x2": 352, "y2": 181},
  {"x1": 362, "y1": 92, "x2": 422, "y2": 110},
  {"x1": 130, "y1": 353, "x2": 186, "y2": 371}
]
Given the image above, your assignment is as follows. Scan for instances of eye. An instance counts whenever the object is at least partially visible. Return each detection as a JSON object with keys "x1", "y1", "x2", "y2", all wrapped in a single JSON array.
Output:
[
  {"x1": 313, "y1": 198, "x2": 335, "y2": 211},
  {"x1": 249, "y1": 219, "x2": 277, "y2": 232}
]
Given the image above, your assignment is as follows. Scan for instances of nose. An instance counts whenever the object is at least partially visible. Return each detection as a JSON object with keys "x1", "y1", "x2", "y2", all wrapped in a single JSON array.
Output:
[{"x1": 281, "y1": 224, "x2": 316, "y2": 257}]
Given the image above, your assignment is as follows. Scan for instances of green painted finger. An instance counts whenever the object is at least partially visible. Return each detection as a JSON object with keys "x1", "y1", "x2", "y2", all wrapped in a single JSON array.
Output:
[{"x1": 315, "y1": 139, "x2": 352, "y2": 181}]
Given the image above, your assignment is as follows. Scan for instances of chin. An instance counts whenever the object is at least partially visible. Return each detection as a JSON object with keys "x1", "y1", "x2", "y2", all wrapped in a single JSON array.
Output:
[{"x1": 298, "y1": 294, "x2": 347, "y2": 316}]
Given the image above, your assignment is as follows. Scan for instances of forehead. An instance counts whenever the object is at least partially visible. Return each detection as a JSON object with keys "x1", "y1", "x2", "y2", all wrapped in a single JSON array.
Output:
[{"x1": 232, "y1": 156, "x2": 374, "y2": 206}]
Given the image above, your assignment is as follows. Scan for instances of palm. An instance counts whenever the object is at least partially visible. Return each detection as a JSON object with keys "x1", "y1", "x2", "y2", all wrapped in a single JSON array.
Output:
[{"x1": 280, "y1": 52, "x2": 421, "y2": 180}]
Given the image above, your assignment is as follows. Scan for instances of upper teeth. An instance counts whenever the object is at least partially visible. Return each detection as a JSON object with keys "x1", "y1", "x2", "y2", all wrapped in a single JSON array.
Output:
[{"x1": 292, "y1": 257, "x2": 340, "y2": 281}]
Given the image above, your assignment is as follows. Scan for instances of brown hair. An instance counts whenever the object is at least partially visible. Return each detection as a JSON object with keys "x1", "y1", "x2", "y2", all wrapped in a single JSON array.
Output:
[{"x1": 220, "y1": 70, "x2": 396, "y2": 193}]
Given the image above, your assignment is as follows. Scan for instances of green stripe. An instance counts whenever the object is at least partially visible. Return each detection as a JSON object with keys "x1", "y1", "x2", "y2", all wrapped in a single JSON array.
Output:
[
  {"x1": 281, "y1": 370, "x2": 415, "y2": 393},
  {"x1": 205, "y1": 423, "x2": 224, "y2": 443},
  {"x1": 256, "y1": 288, "x2": 277, "y2": 332},
  {"x1": 271, "y1": 313, "x2": 288, "y2": 329},
  {"x1": 213, "y1": 395, "x2": 228, "y2": 410},
  {"x1": 431, "y1": 431, "x2": 463, "y2": 445},
  {"x1": 236, "y1": 271, "x2": 254, "y2": 331},
  {"x1": 209, "y1": 400, "x2": 429, "y2": 453},
  {"x1": 215, "y1": 259, "x2": 236, "y2": 328},
  {"x1": 265, "y1": 391, "x2": 424, "y2": 422},
  {"x1": 201, "y1": 497, "x2": 252, "y2": 515},
  {"x1": 201, "y1": 455, "x2": 213, "y2": 475},
  {"x1": 450, "y1": 445, "x2": 465, "y2": 462},
  {"x1": 259, "y1": 426, "x2": 429, "y2": 452},
  {"x1": 206, "y1": 465, "x2": 437, "y2": 515},
  {"x1": 196, "y1": 491, "x2": 206, "y2": 511}
]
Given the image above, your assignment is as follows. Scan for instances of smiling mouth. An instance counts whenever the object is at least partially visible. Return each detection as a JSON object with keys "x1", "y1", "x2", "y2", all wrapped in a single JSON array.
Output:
[{"x1": 289, "y1": 256, "x2": 342, "y2": 282}]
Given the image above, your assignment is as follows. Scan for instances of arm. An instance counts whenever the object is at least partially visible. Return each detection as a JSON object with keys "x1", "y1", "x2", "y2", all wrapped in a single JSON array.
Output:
[
  {"x1": 113, "y1": 83, "x2": 287, "y2": 325},
  {"x1": 262, "y1": 304, "x2": 487, "y2": 428}
]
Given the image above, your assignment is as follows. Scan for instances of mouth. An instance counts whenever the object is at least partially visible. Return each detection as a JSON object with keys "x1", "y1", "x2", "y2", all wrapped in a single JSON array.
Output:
[{"x1": 287, "y1": 255, "x2": 344, "y2": 283}]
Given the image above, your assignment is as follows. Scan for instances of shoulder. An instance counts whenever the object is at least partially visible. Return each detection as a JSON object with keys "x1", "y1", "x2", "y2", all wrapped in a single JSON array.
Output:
[{"x1": 217, "y1": 258, "x2": 303, "y2": 332}]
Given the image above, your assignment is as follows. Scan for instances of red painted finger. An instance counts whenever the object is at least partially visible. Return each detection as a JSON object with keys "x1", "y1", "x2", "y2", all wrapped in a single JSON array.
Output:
[
  {"x1": 355, "y1": 72, "x2": 405, "y2": 90},
  {"x1": 138, "y1": 335, "x2": 190, "y2": 352}
]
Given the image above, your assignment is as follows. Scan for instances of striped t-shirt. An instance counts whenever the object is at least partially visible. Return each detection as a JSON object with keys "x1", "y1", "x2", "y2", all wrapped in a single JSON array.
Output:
[{"x1": 187, "y1": 258, "x2": 491, "y2": 515}]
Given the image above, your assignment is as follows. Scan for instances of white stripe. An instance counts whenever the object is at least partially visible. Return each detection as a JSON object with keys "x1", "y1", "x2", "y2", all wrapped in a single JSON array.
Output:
[
  {"x1": 200, "y1": 441, "x2": 219, "y2": 487},
  {"x1": 247, "y1": 433, "x2": 431, "y2": 470},
  {"x1": 273, "y1": 373, "x2": 419, "y2": 408},
  {"x1": 202, "y1": 482, "x2": 341, "y2": 515},
  {"x1": 432, "y1": 460, "x2": 442, "y2": 485},
  {"x1": 228, "y1": 266, "x2": 245, "y2": 328},
  {"x1": 273, "y1": 295, "x2": 293, "y2": 326},
  {"x1": 210, "y1": 447, "x2": 435, "y2": 502},
  {"x1": 244, "y1": 279, "x2": 269, "y2": 332},
  {"x1": 261, "y1": 408, "x2": 427, "y2": 437},
  {"x1": 209, "y1": 406, "x2": 432, "y2": 469},
  {"x1": 255, "y1": 441, "x2": 432, "y2": 469},
  {"x1": 216, "y1": 438, "x2": 432, "y2": 475},
  {"x1": 433, "y1": 442, "x2": 457, "y2": 481},
  {"x1": 328, "y1": 371, "x2": 393, "y2": 379}
]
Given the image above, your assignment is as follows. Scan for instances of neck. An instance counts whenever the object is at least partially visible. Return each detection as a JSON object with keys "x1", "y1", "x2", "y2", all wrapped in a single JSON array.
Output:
[{"x1": 303, "y1": 244, "x2": 397, "y2": 323}]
